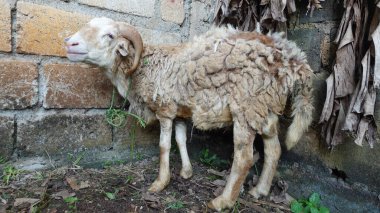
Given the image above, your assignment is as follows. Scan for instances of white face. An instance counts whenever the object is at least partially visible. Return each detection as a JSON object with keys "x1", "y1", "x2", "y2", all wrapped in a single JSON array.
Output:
[{"x1": 65, "y1": 17, "x2": 130, "y2": 68}]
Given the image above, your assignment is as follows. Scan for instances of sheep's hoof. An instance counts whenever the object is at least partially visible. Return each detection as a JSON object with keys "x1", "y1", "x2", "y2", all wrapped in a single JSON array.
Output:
[
  {"x1": 147, "y1": 179, "x2": 169, "y2": 193},
  {"x1": 180, "y1": 168, "x2": 193, "y2": 179},
  {"x1": 248, "y1": 186, "x2": 268, "y2": 199},
  {"x1": 207, "y1": 196, "x2": 235, "y2": 211}
]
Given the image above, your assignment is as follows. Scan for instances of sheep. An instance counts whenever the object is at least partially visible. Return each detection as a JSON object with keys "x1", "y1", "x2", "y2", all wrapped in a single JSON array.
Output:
[{"x1": 64, "y1": 17, "x2": 314, "y2": 211}]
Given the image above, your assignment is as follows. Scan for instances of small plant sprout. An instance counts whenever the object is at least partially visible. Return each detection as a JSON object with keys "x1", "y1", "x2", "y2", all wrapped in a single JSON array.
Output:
[
  {"x1": 104, "y1": 189, "x2": 119, "y2": 200},
  {"x1": 68, "y1": 152, "x2": 86, "y2": 168},
  {"x1": 64, "y1": 196, "x2": 79, "y2": 212},
  {"x1": 0, "y1": 156, "x2": 5, "y2": 164},
  {"x1": 143, "y1": 58, "x2": 149, "y2": 65},
  {"x1": 126, "y1": 175, "x2": 134, "y2": 184},
  {"x1": 166, "y1": 200, "x2": 185, "y2": 210},
  {"x1": 291, "y1": 192, "x2": 330, "y2": 213},
  {"x1": 2, "y1": 165, "x2": 21, "y2": 185},
  {"x1": 199, "y1": 148, "x2": 228, "y2": 169},
  {"x1": 33, "y1": 171, "x2": 44, "y2": 181}
]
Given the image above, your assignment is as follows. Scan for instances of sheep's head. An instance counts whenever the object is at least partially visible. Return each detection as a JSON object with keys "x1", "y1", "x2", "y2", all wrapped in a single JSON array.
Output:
[{"x1": 65, "y1": 17, "x2": 143, "y2": 75}]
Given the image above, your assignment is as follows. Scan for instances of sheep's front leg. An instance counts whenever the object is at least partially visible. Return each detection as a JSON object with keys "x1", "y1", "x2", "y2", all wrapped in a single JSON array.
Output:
[
  {"x1": 175, "y1": 121, "x2": 193, "y2": 179},
  {"x1": 148, "y1": 117, "x2": 173, "y2": 192},
  {"x1": 208, "y1": 122, "x2": 256, "y2": 211}
]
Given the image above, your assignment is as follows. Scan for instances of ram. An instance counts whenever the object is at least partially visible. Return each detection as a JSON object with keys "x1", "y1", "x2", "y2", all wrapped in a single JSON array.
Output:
[{"x1": 65, "y1": 17, "x2": 314, "y2": 211}]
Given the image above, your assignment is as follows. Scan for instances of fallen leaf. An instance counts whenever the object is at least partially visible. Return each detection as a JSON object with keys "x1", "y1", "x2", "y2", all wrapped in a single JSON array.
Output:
[
  {"x1": 66, "y1": 177, "x2": 89, "y2": 190},
  {"x1": 142, "y1": 193, "x2": 161, "y2": 209},
  {"x1": 79, "y1": 180, "x2": 90, "y2": 189},
  {"x1": 66, "y1": 177, "x2": 80, "y2": 190},
  {"x1": 48, "y1": 208, "x2": 58, "y2": 213},
  {"x1": 52, "y1": 190, "x2": 76, "y2": 200},
  {"x1": 211, "y1": 179, "x2": 226, "y2": 186},
  {"x1": 213, "y1": 186, "x2": 224, "y2": 197},
  {"x1": 0, "y1": 197, "x2": 7, "y2": 205},
  {"x1": 14, "y1": 198, "x2": 40, "y2": 207}
]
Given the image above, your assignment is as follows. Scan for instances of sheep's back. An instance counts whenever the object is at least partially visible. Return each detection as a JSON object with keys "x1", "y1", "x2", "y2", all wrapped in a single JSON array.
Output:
[{"x1": 173, "y1": 28, "x2": 311, "y2": 133}]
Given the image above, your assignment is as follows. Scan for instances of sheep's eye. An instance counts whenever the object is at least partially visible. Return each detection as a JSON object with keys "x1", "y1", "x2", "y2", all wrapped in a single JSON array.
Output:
[{"x1": 106, "y1": 33, "x2": 114, "y2": 39}]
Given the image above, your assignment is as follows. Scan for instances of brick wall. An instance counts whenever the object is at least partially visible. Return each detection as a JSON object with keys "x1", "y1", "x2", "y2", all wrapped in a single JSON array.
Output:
[
  {"x1": 0, "y1": 0, "x2": 215, "y2": 167},
  {"x1": 1, "y1": 1, "x2": 379, "y2": 190}
]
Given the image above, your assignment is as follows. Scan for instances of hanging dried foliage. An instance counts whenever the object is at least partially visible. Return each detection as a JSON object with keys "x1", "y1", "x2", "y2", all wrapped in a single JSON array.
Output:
[
  {"x1": 320, "y1": 0, "x2": 380, "y2": 148},
  {"x1": 213, "y1": 0, "x2": 298, "y2": 33},
  {"x1": 213, "y1": 0, "x2": 325, "y2": 34}
]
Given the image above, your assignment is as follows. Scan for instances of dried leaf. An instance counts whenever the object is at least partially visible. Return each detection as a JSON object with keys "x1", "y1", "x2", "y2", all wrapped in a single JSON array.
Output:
[
  {"x1": 342, "y1": 82, "x2": 361, "y2": 132},
  {"x1": 363, "y1": 87, "x2": 376, "y2": 117},
  {"x1": 14, "y1": 198, "x2": 39, "y2": 207},
  {"x1": 52, "y1": 190, "x2": 76, "y2": 200},
  {"x1": 287, "y1": 0, "x2": 296, "y2": 13},
  {"x1": 270, "y1": 0, "x2": 287, "y2": 22},
  {"x1": 352, "y1": 50, "x2": 371, "y2": 114},
  {"x1": 354, "y1": 118, "x2": 369, "y2": 146},
  {"x1": 66, "y1": 177, "x2": 88, "y2": 191},
  {"x1": 319, "y1": 74, "x2": 335, "y2": 123},
  {"x1": 331, "y1": 102, "x2": 347, "y2": 147},
  {"x1": 213, "y1": 186, "x2": 224, "y2": 197},
  {"x1": 142, "y1": 193, "x2": 161, "y2": 209},
  {"x1": 366, "y1": 120, "x2": 376, "y2": 148},
  {"x1": 260, "y1": 0, "x2": 270, "y2": 5},
  {"x1": 338, "y1": 20, "x2": 355, "y2": 49},
  {"x1": 211, "y1": 179, "x2": 226, "y2": 186},
  {"x1": 334, "y1": 44, "x2": 356, "y2": 98},
  {"x1": 372, "y1": 23, "x2": 380, "y2": 88}
]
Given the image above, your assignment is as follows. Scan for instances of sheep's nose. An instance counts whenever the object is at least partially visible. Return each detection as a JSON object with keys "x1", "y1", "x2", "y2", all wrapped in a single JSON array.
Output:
[{"x1": 64, "y1": 37, "x2": 79, "y2": 47}]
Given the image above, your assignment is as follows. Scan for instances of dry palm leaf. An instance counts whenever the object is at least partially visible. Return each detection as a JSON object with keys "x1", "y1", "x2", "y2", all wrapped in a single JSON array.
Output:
[
  {"x1": 213, "y1": 0, "x2": 302, "y2": 33},
  {"x1": 320, "y1": 0, "x2": 379, "y2": 148}
]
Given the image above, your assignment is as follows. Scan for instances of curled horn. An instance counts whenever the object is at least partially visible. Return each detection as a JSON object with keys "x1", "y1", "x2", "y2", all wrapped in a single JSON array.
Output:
[{"x1": 117, "y1": 22, "x2": 143, "y2": 76}]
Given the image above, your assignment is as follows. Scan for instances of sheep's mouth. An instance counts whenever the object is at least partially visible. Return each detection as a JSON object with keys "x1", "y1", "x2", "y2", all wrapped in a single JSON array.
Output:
[{"x1": 67, "y1": 52, "x2": 88, "y2": 55}]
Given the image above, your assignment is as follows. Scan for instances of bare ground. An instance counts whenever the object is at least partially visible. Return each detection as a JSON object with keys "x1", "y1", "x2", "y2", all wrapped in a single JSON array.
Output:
[{"x1": 0, "y1": 154, "x2": 292, "y2": 213}]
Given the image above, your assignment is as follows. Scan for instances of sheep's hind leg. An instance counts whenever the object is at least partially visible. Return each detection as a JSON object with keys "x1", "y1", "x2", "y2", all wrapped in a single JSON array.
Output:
[
  {"x1": 175, "y1": 121, "x2": 193, "y2": 179},
  {"x1": 249, "y1": 114, "x2": 281, "y2": 198},
  {"x1": 148, "y1": 117, "x2": 173, "y2": 192},
  {"x1": 208, "y1": 121, "x2": 256, "y2": 211}
]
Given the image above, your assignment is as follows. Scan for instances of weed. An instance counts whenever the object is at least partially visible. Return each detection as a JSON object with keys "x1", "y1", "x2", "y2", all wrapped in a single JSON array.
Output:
[
  {"x1": 143, "y1": 58, "x2": 149, "y2": 65},
  {"x1": 103, "y1": 160, "x2": 113, "y2": 169},
  {"x1": 199, "y1": 148, "x2": 228, "y2": 169},
  {"x1": 33, "y1": 171, "x2": 44, "y2": 181},
  {"x1": 106, "y1": 86, "x2": 146, "y2": 163},
  {"x1": 206, "y1": 174, "x2": 220, "y2": 181},
  {"x1": 0, "y1": 156, "x2": 5, "y2": 164},
  {"x1": 166, "y1": 200, "x2": 185, "y2": 210},
  {"x1": 291, "y1": 193, "x2": 330, "y2": 213},
  {"x1": 232, "y1": 199, "x2": 240, "y2": 213},
  {"x1": 106, "y1": 84, "x2": 146, "y2": 129},
  {"x1": 67, "y1": 152, "x2": 85, "y2": 168},
  {"x1": 64, "y1": 196, "x2": 78, "y2": 212},
  {"x1": 126, "y1": 175, "x2": 134, "y2": 184},
  {"x1": 104, "y1": 189, "x2": 119, "y2": 200},
  {"x1": 2, "y1": 165, "x2": 21, "y2": 185}
]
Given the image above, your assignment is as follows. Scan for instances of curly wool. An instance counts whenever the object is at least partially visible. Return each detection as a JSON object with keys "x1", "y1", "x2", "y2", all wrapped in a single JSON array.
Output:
[{"x1": 119, "y1": 26, "x2": 313, "y2": 136}]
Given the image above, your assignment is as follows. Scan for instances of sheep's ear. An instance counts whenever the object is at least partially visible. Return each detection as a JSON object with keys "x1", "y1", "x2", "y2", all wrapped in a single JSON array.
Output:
[{"x1": 117, "y1": 40, "x2": 129, "y2": 56}]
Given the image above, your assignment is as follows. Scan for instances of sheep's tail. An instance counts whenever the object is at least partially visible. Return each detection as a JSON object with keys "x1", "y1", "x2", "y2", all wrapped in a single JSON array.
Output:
[{"x1": 285, "y1": 66, "x2": 314, "y2": 150}]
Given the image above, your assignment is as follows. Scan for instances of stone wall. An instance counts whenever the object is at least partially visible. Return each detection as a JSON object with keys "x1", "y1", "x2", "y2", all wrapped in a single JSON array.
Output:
[
  {"x1": 0, "y1": 0, "x2": 215, "y2": 167},
  {"x1": 285, "y1": 0, "x2": 380, "y2": 191}
]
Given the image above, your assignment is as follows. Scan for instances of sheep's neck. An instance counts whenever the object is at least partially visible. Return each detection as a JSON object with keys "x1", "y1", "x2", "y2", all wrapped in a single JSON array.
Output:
[{"x1": 106, "y1": 60, "x2": 131, "y2": 99}]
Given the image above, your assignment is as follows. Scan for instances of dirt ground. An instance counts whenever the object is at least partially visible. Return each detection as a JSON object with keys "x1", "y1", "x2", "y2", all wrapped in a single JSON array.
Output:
[{"x1": 0, "y1": 153, "x2": 293, "y2": 213}]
